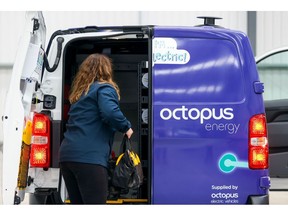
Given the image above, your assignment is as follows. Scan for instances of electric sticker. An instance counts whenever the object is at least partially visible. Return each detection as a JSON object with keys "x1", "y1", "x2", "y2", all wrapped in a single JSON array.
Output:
[{"x1": 153, "y1": 38, "x2": 190, "y2": 65}]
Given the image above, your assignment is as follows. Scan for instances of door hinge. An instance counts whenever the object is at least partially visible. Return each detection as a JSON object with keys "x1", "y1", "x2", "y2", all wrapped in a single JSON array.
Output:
[{"x1": 32, "y1": 18, "x2": 40, "y2": 33}]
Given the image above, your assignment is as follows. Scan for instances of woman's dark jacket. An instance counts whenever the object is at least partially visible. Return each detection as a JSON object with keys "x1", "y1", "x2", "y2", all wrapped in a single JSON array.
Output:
[{"x1": 59, "y1": 82, "x2": 131, "y2": 168}]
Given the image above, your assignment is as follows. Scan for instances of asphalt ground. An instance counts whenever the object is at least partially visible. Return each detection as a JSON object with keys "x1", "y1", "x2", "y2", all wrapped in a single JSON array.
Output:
[{"x1": 269, "y1": 178, "x2": 288, "y2": 204}]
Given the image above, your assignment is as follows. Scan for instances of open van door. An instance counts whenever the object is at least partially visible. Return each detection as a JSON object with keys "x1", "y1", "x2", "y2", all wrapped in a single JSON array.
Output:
[{"x1": 1, "y1": 11, "x2": 46, "y2": 204}]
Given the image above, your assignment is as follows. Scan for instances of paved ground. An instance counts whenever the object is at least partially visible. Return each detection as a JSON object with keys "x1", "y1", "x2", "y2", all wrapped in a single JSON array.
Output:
[
  {"x1": 270, "y1": 191, "x2": 288, "y2": 204},
  {"x1": 269, "y1": 178, "x2": 288, "y2": 205}
]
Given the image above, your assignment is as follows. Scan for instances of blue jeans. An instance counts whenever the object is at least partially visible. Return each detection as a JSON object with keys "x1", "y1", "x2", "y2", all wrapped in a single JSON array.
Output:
[{"x1": 60, "y1": 161, "x2": 108, "y2": 204}]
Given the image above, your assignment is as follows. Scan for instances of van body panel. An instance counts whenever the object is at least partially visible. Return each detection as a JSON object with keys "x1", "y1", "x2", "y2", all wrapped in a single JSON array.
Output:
[
  {"x1": 1, "y1": 11, "x2": 46, "y2": 204},
  {"x1": 151, "y1": 27, "x2": 269, "y2": 204}
]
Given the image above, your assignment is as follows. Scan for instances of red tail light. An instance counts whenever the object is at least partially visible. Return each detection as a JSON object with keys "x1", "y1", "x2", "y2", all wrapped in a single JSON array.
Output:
[
  {"x1": 248, "y1": 114, "x2": 269, "y2": 169},
  {"x1": 30, "y1": 113, "x2": 51, "y2": 168}
]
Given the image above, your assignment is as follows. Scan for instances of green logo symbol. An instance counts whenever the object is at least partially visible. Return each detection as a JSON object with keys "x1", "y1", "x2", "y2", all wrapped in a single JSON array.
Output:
[{"x1": 218, "y1": 153, "x2": 248, "y2": 173}]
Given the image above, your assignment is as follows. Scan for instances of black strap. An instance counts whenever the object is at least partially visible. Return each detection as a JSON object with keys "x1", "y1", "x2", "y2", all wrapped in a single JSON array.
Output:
[{"x1": 119, "y1": 135, "x2": 132, "y2": 154}]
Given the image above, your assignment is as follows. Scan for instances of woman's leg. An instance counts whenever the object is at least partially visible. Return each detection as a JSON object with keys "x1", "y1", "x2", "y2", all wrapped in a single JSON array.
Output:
[
  {"x1": 60, "y1": 162, "x2": 84, "y2": 204},
  {"x1": 60, "y1": 162, "x2": 108, "y2": 204},
  {"x1": 75, "y1": 163, "x2": 108, "y2": 204}
]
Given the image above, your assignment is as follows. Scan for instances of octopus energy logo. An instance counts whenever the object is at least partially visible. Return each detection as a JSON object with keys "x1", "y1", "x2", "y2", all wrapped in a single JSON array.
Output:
[
  {"x1": 159, "y1": 106, "x2": 240, "y2": 134},
  {"x1": 160, "y1": 106, "x2": 234, "y2": 124}
]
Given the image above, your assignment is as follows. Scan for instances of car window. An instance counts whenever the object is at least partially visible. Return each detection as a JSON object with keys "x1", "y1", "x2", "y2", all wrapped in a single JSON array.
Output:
[
  {"x1": 153, "y1": 38, "x2": 245, "y2": 103},
  {"x1": 257, "y1": 50, "x2": 288, "y2": 101}
]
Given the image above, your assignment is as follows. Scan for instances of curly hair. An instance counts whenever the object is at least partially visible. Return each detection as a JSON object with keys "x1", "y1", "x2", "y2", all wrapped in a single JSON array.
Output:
[{"x1": 69, "y1": 53, "x2": 120, "y2": 104}]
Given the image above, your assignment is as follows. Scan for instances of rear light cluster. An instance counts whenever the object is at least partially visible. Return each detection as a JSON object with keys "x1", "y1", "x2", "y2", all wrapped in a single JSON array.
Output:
[
  {"x1": 30, "y1": 113, "x2": 51, "y2": 168},
  {"x1": 248, "y1": 114, "x2": 269, "y2": 169}
]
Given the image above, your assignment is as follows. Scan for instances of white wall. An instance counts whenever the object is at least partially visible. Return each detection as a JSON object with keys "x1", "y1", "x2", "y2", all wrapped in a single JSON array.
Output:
[
  {"x1": 0, "y1": 11, "x2": 247, "y2": 65},
  {"x1": 0, "y1": 69, "x2": 11, "y2": 144},
  {"x1": 257, "y1": 11, "x2": 288, "y2": 56},
  {"x1": 0, "y1": 12, "x2": 25, "y2": 65},
  {"x1": 0, "y1": 68, "x2": 11, "y2": 204},
  {"x1": 1, "y1": 11, "x2": 288, "y2": 65}
]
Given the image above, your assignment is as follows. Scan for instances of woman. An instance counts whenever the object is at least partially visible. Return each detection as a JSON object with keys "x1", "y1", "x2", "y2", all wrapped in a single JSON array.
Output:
[{"x1": 59, "y1": 53, "x2": 133, "y2": 204}]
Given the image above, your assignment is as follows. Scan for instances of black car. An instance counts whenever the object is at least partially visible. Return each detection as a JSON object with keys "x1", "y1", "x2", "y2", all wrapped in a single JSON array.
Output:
[{"x1": 256, "y1": 47, "x2": 288, "y2": 178}]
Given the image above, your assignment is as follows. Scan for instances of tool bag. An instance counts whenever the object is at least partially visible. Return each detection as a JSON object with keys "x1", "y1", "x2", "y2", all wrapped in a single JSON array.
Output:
[{"x1": 112, "y1": 135, "x2": 144, "y2": 189}]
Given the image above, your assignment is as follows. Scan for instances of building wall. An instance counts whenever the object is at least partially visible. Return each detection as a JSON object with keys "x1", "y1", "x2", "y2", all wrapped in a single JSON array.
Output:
[
  {"x1": 257, "y1": 11, "x2": 288, "y2": 56},
  {"x1": 0, "y1": 11, "x2": 247, "y2": 65},
  {"x1": 0, "y1": 68, "x2": 11, "y2": 146},
  {"x1": 0, "y1": 12, "x2": 25, "y2": 65},
  {"x1": 1, "y1": 11, "x2": 288, "y2": 65}
]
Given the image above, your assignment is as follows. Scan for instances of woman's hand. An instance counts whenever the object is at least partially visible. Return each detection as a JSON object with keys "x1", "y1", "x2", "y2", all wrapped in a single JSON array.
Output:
[{"x1": 125, "y1": 128, "x2": 133, "y2": 139}]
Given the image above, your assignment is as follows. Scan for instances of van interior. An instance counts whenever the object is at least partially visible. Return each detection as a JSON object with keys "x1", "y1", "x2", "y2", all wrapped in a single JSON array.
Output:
[{"x1": 62, "y1": 36, "x2": 150, "y2": 203}]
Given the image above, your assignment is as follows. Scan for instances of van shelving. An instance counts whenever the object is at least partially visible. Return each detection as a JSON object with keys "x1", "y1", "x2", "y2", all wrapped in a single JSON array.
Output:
[{"x1": 137, "y1": 60, "x2": 150, "y2": 202}]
